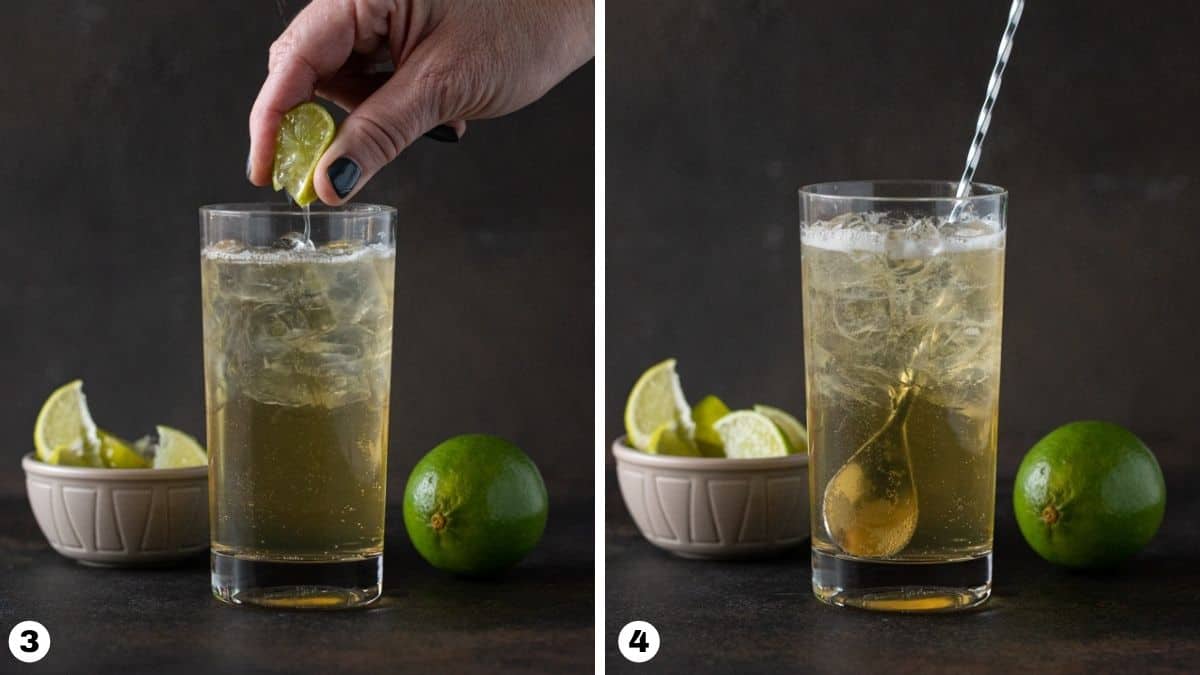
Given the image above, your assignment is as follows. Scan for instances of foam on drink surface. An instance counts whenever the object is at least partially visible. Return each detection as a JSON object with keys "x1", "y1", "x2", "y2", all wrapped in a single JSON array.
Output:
[
  {"x1": 802, "y1": 213, "x2": 1004, "y2": 258},
  {"x1": 202, "y1": 239, "x2": 394, "y2": 264}
]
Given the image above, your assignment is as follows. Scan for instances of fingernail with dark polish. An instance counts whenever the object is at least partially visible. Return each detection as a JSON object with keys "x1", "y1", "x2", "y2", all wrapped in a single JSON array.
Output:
[
  {"x1": 423, "y1": 125, "x2": 460, "y2": 143},
  {"x1": 327, "y1": 157, "x2": 361, "y2": 198}
]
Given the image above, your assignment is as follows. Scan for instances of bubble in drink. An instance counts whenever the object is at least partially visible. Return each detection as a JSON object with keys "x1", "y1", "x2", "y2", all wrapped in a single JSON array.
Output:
[{"x1": 272, "y1": 231, "x2": 312, "y2": 250}]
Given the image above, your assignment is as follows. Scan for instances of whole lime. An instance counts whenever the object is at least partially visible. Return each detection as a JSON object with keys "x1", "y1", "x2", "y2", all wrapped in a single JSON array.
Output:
[
  {"x1": 1013, "y1": 421, "x2": 1165, "y2": 568},
  {"x1": 403, "y1": 434, "x2": 548, "y2": 576}
]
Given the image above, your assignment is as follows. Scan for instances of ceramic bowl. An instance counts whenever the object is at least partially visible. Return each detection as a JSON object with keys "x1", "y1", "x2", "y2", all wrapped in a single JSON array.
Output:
[
  {"x1": 612, "y1": 437, "x2": 809, "y2": 559},
  {"x1": 22, "y1": 453, "x2": 208, "y2": 566}
]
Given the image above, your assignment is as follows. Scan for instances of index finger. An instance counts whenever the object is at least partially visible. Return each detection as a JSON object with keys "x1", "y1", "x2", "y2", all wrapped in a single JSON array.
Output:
[{"x1": 247, "y1": 0, "x2": 358, "y2": 186}]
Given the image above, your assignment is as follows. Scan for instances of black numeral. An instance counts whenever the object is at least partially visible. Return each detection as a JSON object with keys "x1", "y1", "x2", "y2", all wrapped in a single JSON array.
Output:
[
  {"x1": 20, "y1": 630, "x2": 37, "y2": 653},
  {"x1": 629, "y1": 629, "x2": 649, "y2": 653}
]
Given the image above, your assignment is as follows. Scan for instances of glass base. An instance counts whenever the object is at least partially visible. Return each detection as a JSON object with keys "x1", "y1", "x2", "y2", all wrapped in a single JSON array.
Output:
[
  {"x1": 211, "y1": 552, "x2": 383, "y2": 609},
  {"x1": 811, "y1": 549, "x2": 991, "y2": 613}
]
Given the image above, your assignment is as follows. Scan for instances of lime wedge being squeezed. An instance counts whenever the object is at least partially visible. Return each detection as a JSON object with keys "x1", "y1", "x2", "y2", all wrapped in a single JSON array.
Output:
[{"x1": 273, "y1": 102, "x2": 337, "y2": 206}]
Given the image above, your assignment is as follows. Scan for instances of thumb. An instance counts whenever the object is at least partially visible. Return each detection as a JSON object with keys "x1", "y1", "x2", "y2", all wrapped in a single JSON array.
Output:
[{"x1": 313, "y1": 61, "x2": 452, "y2": 205}]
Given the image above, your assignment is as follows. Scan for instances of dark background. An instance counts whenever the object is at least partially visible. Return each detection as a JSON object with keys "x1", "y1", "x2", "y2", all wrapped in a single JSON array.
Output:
[
  {"x1": 0, "y1": 1, "x2": 594, "y2": 495},
  {"x1": 606, "y1": 1, "x2": 1200, "y2": 671},
  {"x1": 0, "y1": 2, "x2": 593, "y2": 672},
  {"x1": 607, "y1": 0, "x2": 1199, "y2": 470}
]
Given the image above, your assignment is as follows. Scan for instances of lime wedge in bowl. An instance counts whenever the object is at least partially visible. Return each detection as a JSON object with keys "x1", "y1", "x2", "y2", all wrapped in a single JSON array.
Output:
[
  {"x1": 153, "y1": 426, "x2": 208, "y2": 469},
  {"x1": 624, "y1": 358, "x2": 694, "y2": 452},
  {"x1": 692, "y1": 395, "x2": 730, "y2": 457},
  {"x1": 43, "y1": 445, "x2": 98, "y2": 467},
  {"x1": 753, "y1": 404, "x2": 808, "y2": 454},
  {"x1": 647, "y1": 422, "x2": 701, "y2": 457},
  {"x1": 715, "y1": 410, "x2": 792, "y2": 459},
  {"x1": 100, "y1": 430, "x2": 149, "y2": 468},
  {"x1": 34, "y1": 380, "x2": 102, "y2": 466}
]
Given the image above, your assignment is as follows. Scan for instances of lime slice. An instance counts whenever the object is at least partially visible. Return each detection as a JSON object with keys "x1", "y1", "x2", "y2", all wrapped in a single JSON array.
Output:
[
  {"x1": 45, "y1": 445, "x2": 96, "y2": 467},
  {"x1": 624, "y1": 359, "x2": 694, "y2": 451},
  {"x1": 100, "y1": 430, "x2": 149, "y2": 469},
  {"x1": 647, "y1": 422, "x2": 701, "y2": 457},
  {"x1": 714, "y1": 411, "x2": 791, "y2": 459},
  {"x1": 692, "y1": 395, "x2": 730, "y2": 458},
  {"x1": 273, "y1": 102, "x2": 336, "y2": 206},
  {"x1": 753, "y1": 404, "x2": 808, "y2": 454},
  {"x1": 153, "y1": 426, "x2": 207, "y2": 469},
  {"x1": 34, "y1": 380, "x2": 100, "y2": 464}
]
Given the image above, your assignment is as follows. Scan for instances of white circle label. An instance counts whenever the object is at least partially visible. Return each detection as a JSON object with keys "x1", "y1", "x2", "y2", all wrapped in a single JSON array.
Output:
[
  {"x1": 8, "y1": 621, "x2": 50, "y2": 663},
  {"x1": 617, "y1": 620, "x2": 660, "y2": 663}
]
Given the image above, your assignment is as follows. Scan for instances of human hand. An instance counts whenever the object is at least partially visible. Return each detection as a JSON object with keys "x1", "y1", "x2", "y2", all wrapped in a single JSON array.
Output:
[{"x1": 247, "y1": 0, "x2": 594, "y2": 204}]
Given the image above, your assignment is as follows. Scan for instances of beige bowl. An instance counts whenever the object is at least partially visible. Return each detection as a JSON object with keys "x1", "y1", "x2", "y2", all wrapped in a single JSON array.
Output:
[
  {"x1": 612, "y1": 438, "x2": 809, "y2": 559},
  {"x1": 22, "y1": 453, "x2": 209, "y2": 566}
]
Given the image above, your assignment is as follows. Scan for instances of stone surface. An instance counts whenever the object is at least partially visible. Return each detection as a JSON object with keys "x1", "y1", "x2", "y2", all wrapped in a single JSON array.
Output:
[
  {"x1": 606, "y1": 450, "x2": 1200, "y2": 673},
  {"x1": 0, "y1": 495, "x2": 593, "y2": 673}
]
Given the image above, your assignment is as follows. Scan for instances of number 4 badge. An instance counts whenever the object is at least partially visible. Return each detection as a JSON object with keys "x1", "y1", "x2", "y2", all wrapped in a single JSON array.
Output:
[{"x1": 617, "y1": 621, "x2": 660, "y2": 663}]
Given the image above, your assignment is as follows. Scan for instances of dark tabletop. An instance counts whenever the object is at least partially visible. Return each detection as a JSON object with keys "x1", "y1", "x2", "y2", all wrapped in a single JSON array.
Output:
[
  {"x1": 0, "y1": 490, "x2": 593, "y2": 674},
  {"x1": 605, "y1": 444, "x2": 1200, "y2": 674}
]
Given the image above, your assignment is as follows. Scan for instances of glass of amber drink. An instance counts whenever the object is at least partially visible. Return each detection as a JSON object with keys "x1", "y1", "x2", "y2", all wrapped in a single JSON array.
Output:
[
  {"x1": 201, "y1": 204, "x2": 396, "y2": 609},
  {"x1": 801, "y1": 181, "x2": 1006, "y2": 612}
]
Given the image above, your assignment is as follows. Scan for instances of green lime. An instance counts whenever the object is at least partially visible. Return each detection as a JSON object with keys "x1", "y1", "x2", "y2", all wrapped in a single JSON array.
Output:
[
  {"x1": 152, "y1": 426, "x2": 207, "y2": 469},
  {"x1": 1013, "y1": 421, "x2": 1166, "y2": 568},
  {"x1": 99, "y1": 430, "x2": 149, "y2": 469},
  {"x1": 714, "y1": 410, "x2": 791, "y2": 459},
  {"x1": 273, "y1": 102, "x2": 336, "y2": 206},
  {"x1": 623, "y1": 359, "x2": 694, "y2": 451},
  {"x1": 692, "y1": 395, "x2": 729, "y2": 457},
  {"x1": 403, "y1": 434, "x2": 548, "y2": 576},
  {"x1": 753, "y1": 404, "x2": 807, "y2": 454},
  {"x1": 647, "y1": 422, "x2": 700, "y2": 457},
  {"x1": 34, "y1": 380, "x2": 102, "y2": 465},
  {"x1": 45, "y1": 445, "x2": 97, "y2": 467}
]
